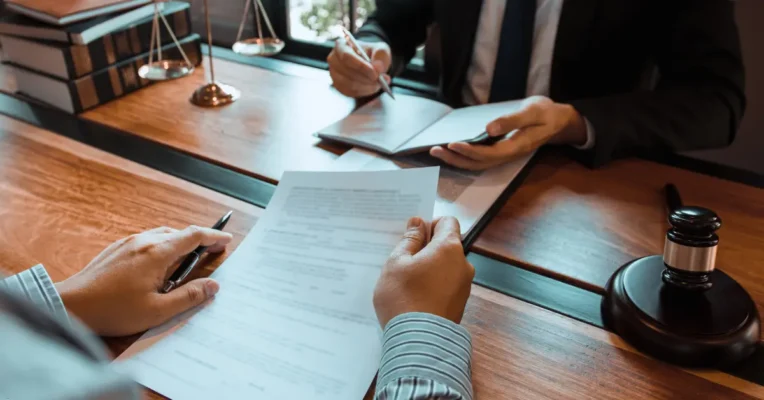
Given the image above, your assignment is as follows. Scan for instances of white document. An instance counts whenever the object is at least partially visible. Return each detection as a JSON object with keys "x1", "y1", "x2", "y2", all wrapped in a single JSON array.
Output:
[
  {"x1": 331, "y1": 149, "x2": 533, "y2": 239},
  {"x1": 115, "y1": 169, "x2": 439, "y2": 400}
]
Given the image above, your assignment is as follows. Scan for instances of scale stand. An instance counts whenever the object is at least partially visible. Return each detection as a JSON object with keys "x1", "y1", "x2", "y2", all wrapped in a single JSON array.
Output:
[
  {"x1": 190, "y1": 0, "x2": 240, "y2": 107},
  {"x1": 232, "y1": 0, "x2": 285, "y2": 56},
  {"x1": 138, "y1": 0, "x2": 195, "y2": 81}
]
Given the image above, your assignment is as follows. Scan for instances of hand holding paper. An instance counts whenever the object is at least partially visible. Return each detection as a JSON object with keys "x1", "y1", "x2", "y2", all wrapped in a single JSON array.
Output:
[
  {"x1": 374, "y1": 216, "x2": 474, "y2": 327},
  {"x1": 116, "y1": 168, "x2": 439, "y2": 400}
]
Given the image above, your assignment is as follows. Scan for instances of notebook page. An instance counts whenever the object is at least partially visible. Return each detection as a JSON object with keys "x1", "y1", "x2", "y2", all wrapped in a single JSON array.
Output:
[
  {"x1": 396, "y1": 99, "x2": 524, "y2": 153},
  {"x1": 317, "y1": 94, "x2": 452, "y2": 153}
]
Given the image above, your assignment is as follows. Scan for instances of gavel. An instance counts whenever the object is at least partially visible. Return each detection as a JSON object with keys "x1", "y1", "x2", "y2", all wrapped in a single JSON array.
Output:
[{"x1": 602, "y1": 186, "x2": 760, "y2": 368}]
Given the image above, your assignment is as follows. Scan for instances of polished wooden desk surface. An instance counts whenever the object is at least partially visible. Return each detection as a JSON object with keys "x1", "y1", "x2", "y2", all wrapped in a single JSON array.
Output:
[
  {"x1": 1, "y1": 58, "x2": 762, "y2": 332},
  {"x1": 0, "y1": 118, "x2": 260, "y2": 281},
  {"x1": 474, "y1": 153, "x2": 764, "y2": 327},
  {"x1": 82, "y1": 58, "x2": 354, "y2": 184},
  {"x1": 2, "y1": 115, "x2": 762, "y2": 399}
]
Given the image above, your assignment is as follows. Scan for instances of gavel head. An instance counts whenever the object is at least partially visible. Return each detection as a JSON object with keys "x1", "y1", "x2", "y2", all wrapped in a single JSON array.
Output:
[{"x1": 662, "y1": 206, "x2": 722, "y2": 291}]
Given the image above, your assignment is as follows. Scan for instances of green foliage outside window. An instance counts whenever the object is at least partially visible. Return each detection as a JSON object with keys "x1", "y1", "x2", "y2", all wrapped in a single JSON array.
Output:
[{"x1": 299, "y1": 0, "x2": 376, "y2": 39}]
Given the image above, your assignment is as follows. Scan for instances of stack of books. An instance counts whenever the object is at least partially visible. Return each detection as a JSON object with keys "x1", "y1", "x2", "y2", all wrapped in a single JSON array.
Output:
[{"x1": 0, "y1": 0, "x2": 203, "y2": 114}]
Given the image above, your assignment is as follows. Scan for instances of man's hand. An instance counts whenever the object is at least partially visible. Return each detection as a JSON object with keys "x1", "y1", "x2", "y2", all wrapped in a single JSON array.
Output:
[
  {"x1": 374, "y1": 216, "x2": 475, "y2": 328},
  {"x1": 327, "y1": 39, "x2": 392, "y2": 98},
  {"x1": 430, "y1": 96, "x2": 589, "y2": 170},
  {"x1": 55, "y1": 226, "x2": 233, "y2": 337}
]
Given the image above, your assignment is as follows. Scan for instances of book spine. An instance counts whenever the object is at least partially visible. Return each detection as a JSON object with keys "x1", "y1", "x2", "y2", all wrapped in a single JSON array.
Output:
[
  {"x1": 62, "y1": 7, "x2": 192, "y2": 79},
  {"x1": 68, "y1": 35, "x2": 201, "y2": 114}
]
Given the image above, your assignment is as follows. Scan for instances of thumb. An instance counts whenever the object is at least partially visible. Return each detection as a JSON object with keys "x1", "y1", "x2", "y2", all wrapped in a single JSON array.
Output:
[
  {"x1": 158, "y1": 278, "x2": 219, "y2": 319},
  {"x1": 369, "y1": 46, "x2": 390, "y2": 74},
  {"x1": 389, "y1": 217, "x2": 428, "y2": 259},
  {"x1": 430, "y1": 216, "x2": 461, "y2": 243}
]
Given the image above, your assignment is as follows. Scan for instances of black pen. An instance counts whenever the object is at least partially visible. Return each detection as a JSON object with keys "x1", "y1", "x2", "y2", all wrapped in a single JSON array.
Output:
[{"x1": 161, "y1": 210, "x2": 233, "y2": 293}]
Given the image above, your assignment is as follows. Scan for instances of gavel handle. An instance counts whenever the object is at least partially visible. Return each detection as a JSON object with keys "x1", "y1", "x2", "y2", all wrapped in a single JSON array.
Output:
[{"x1": 664, "y1": 183, "x2": 683, "y2": 213}]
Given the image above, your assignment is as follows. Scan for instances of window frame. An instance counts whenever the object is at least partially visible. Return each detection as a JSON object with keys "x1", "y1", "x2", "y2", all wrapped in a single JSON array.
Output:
[{"x1": 262, "y1": 0, "x2": 438, "y2": 89}]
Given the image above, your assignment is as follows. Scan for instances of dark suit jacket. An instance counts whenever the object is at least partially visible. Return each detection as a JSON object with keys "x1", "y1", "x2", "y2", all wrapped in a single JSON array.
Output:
[{"x1": 356, "y1": 0, "x2": 746, "y2": 167}]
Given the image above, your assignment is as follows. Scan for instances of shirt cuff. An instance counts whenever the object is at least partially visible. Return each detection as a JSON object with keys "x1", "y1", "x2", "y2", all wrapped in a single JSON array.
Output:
[
  {"x1": 1, "y1": 264, "x2": 68, "y2": 321},
  {"x1": 376, "y1": 312, "x2": 473, "y2": 400},
  {"x1": 572, "y1": 117, "x2": 596, "y2": 150}
]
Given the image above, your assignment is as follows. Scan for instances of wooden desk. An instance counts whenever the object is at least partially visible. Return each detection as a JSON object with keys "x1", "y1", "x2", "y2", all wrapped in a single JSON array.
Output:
[
  {"x1": 82, "y1": 58, "x2": 355, "y2": 184},
  {"x1": 2, "y1": 115, "x2": 762, "y2": 398},
  {"x1": 1, "y1": 58, "x2": 762, "y2": 329},
  {"x1": 473, "y1": 152, "x2": 764, "y2": 330}
]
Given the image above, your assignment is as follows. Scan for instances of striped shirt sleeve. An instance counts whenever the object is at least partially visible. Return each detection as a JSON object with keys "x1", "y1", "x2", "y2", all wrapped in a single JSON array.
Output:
[
  {"x1": 0, "y1": 264, "x2": 68, "y2": 321},
  {"x1": 375, "y1": 312, "x2": 473, "y2": 400}
]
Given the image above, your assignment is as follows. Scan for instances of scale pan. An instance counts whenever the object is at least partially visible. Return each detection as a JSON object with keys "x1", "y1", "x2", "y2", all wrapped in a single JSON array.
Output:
[
  {"x1": 138, "y1": 60, "x2": 194, "y2": 81},
  {"x1": 232, "y1": 38, "x2": 285, "y2": 56}
]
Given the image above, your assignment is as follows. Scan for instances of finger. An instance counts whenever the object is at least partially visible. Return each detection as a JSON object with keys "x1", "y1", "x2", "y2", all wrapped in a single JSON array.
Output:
[
  {"x1": 329, "y1": 50, "x2": 375, "y2": 81},
  {"x1": 371, "y1": 59, "x2": 386, "y2": 75},
  {"x1": 388, "y1": 217, "x2": 428, "y2": 259},
  {"x1": 329, "y1": 67, "x2": 380, "y2": 96},
  {"x1": 207, "y1": 242, "x2": 227, "y2": 254},
  {"x1": 430, "y1": 216, "x2": 462, "y2": 244},
  {"x1": 155, "y1": 278, "x2": 219, "y2": 321},
  {"x1": 447, "y1": 142, "x2": 502, "y2": 162},
  {"x1": 430, "y1": 146, "x2": 492, "y2": 171},
  {"x1": 161, "y1": 226, "x2": 233, "y2": 260},
  {"x1": 369, "y1": 47, "x2": 391, "y2": 74},
  {"x1": 486, "y1": 103, "x2": 543, "y2": 136},
  {"x1": 144, "y1": 226, "x2": 177, "y2": 235},
  {"x1": 334, "y1": 40, "x2": 378, "y2": 81},
  {"x1": 492, "y1": 125, "x2": 551, "y2": 158}
]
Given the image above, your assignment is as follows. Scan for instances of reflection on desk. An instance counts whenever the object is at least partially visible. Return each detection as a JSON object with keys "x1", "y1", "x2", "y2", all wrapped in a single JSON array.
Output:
[
  {"x1": 1, "y1": 114, "x2": 762, "y2": 399},
  {"x1": 474, "y1": 150, "x2": 764, "y2": 339}
]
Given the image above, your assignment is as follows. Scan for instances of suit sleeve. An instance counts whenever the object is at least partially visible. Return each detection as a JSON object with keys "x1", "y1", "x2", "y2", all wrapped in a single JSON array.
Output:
[
  {"x1": 569, "y1": 0, "x2": 745, "y2": 167},
  {"x1": 355, "y1": 0, "x2": 435, "y2": 76}
]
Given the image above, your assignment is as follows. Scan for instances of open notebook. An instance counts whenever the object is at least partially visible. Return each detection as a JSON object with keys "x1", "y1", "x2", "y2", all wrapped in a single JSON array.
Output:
[{"x1": 316, "y1": 94, "x2": 523, "y2": 156}]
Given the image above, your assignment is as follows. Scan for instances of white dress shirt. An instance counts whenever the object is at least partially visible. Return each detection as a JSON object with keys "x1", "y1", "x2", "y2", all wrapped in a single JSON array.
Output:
[{"x1": 462, "y1": 0, "x2": 595, "y2": 149}]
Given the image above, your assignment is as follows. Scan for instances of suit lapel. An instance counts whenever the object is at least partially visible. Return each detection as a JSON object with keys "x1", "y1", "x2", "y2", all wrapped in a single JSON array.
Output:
[{"x1": 550, "y1": 0, "x2": 599, "y2": 100}]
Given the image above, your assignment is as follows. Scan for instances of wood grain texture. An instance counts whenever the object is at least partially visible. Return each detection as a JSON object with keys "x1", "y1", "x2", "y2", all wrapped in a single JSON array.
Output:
[
  {"x1": 1, "y1": 116, "x2": 762, "y2": 398},
  {"x1": 0, "y1": 57, "x2": 761, "y2": 337},
  {"x1": 473, "y1": 151, "x2": 764, "y2": 336},
  {"x1": 0, "y1": 115, "x2": 260, "y2": 282},
  {"x1": 79, "y1": 57, "x2": 354, "y2": 184}
]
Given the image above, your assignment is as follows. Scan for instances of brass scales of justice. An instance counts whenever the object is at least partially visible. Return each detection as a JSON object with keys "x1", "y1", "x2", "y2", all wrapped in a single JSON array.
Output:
[{"x1": 137, "y1": 0, "x2": 285, "y2": 107}]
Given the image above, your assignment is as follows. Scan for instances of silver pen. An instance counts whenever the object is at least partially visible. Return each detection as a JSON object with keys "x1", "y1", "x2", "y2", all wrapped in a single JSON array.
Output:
[{"x1": 340, "y1": 27, "x2": 395, "y2": 100}]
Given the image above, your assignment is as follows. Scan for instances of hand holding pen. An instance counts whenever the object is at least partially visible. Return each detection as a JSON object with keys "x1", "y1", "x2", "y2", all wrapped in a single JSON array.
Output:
[
  {"x1": 162, "y1": 211, "x2": 233, "y2": 293},
  {"x1": 327, "y1": 27, "x2": 395, "y2": 99},
  {"x1": 54, "y1": 218, "x2": 234, "y2": 337}
]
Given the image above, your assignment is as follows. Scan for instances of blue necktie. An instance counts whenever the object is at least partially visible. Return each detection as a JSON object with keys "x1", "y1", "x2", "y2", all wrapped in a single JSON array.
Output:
[{"x1": 488, "y1": 0, "x2": 537, "y2": 102}]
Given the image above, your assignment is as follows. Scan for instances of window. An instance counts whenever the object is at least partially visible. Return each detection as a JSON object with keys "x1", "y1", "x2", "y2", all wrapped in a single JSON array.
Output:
[
  {"x1": 285, "y1": 0, "x2": 426, "y2": 73},
  {"x1": 289, "y1": 0, "x2": 376, "y2": 43},
  {"x1": 187, "y1": 0, "x2": 433, "y2": 85}
]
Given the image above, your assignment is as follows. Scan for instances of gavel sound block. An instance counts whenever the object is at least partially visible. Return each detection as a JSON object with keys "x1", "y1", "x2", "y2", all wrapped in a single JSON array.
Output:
[{"x1": 603, "y1": 206, "x2": 760, "y2": 368}]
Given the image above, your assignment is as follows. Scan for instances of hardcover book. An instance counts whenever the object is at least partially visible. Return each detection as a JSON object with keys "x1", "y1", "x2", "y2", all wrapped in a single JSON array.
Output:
[
  {"x1": 4, "y1": 0, "x2": 152, "y2": 25},
  {"x1": 11, "y1": 33, "x2": 202, "y2": 114},
  {"x1": 0, "y1": 2, "x2": 191, "y2": 79}
]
